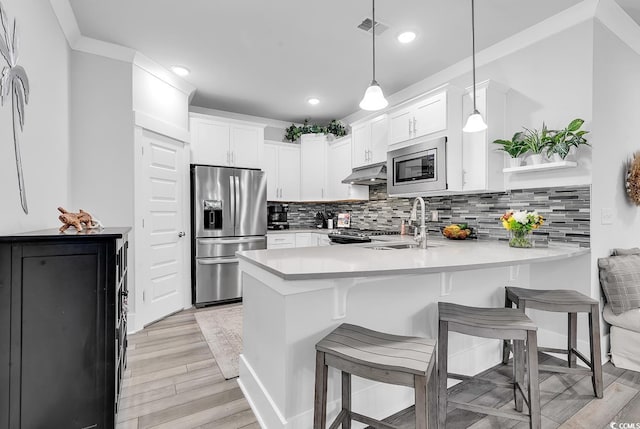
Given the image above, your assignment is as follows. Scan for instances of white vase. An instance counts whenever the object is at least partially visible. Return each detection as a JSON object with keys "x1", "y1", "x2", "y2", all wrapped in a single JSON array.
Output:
[
  {"x1": 550, "y1": 153, "x2": 564, "y2": 163},
  {"x1": 508, "y1": 157, "x2": 522, "y2": 168},
  {"x1": 529, "y1": 154, "x2": 544, "y2": 165}
]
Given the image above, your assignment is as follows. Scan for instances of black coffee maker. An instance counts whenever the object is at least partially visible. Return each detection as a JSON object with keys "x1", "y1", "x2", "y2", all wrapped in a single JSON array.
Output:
[{"x1": 268, "y1": 204, "x2": 289, "y2": 230}]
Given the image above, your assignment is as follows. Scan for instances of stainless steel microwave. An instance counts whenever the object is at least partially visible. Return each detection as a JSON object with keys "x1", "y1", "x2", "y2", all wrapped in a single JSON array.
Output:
[{"x1": 387, "y1": 136, "x2": 447, "y2": 196}]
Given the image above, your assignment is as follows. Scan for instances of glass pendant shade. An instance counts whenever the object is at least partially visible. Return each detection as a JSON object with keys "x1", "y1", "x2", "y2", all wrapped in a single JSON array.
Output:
[
  {"x1": 463, "y1": 110, "x2": 487, "y2": 133},
  {"x1": 359, "y1": 81, "x2": 388, "y2": 111}
]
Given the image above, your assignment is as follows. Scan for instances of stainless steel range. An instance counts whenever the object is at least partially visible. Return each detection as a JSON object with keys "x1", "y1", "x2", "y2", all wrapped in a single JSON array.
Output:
[{"x1": 327, "y1": 229, "x2": 399, "y2": 244}]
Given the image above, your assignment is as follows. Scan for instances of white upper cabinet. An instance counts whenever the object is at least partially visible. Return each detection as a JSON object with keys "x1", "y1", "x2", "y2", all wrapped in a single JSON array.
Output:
[
  {"x1": 327, "y1": 136, "x2": 368, "y2": 201},
  {"x1": 300, "y1": 134, "x2": 327, "y2": 201},
  {"x1": 389, "y1": 90, "x2": 448, "y2": 145},
  {"x1": 461, "y1": 80, "x2": 507, "y2": 193},
  {"x1": 351, "y1": 114, "x2": 389, "y2": 169},
  {"x1": 263, "y1": 141, "x2": 300, "y2": 201},
  {"x1": 189, "y1": 113, "x2": 265, "y2": 168}
]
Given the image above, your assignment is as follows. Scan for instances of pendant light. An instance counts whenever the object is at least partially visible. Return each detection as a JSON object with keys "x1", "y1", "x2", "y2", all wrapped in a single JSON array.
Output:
[
  {"x1": 359, "y1": 0, "x2": 388, "y2": 111},
  {"x1": 463, "y1": 0, "x2": 487, "y2": 133}
]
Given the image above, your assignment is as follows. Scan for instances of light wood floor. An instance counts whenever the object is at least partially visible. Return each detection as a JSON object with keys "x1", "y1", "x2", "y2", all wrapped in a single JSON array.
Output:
[
  {"x1": 117, "y1": 308, "x2": 640, "y2": 429},
  {"x1": 116, "y1": 307, "x2": 259, "y2": 429}
]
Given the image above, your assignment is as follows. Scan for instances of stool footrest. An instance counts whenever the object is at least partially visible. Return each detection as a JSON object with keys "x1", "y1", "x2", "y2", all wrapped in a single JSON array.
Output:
[
  {"x1": 539, "y1": 364, "x2": 592, "y2": 376},
  {"x1": 449, "y1": 372, "x2": 514, "y2": 390},
  {"x1": 351, "y1": 411, "x2": 400, "y2": 429},
  {"x1": 448, "y1": 399, "x2": 531, "y2": 422},
  {"x1": 538, "y1": 346, "x2": 569, "y2": 354}
]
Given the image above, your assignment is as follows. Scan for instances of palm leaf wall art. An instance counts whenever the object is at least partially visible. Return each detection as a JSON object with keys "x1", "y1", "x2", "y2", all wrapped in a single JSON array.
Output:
[{"x1": 0, "y1": 1, "x2": 30, "y2": 214}]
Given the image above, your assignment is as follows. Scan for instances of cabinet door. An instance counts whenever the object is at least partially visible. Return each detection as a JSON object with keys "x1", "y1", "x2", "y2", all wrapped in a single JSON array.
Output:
[
  {"x1": 413, "y1": 92, "x2": 447, "y2": 138},
  {"x1": 267, "y1": 234, "x2": 296, "y2": 249},
  {"x1": 369, "y1": 115, "x2": 389, "y2": 164},
  {"x1": 328, "y1": 137, "x2": 368, "y2": 201},
  {"x1": 300, "y1": 135, "x2": 327, "y2": 200},
  {"x1": 315, "y1": 234, "x2": 331, "y2": 246},
  {"x1": 295, "y1": 233, "x2": 314, "y2": 248},
  {"x1": 351, "y1": 123, "x2": 369, "y2": 168},
  {"x1": 278, "y1": 144, "x2": 301, "y2": 201},
  {"x1": 263, "y1": 143, "x2": 279, "y2": 201},
  {"x1": 388, "y1": 108, "x2": 413, "y2": 145},
  {"x1": 190, "y1": 119, "x2": 230, "y2": 166},
  {"x1": 14, "y1": 243, "x2": 105, "y2": 429},
  {"x1": 328, "y1": 138, "x2": 353, "y2": 200},
  {"x1": 230, "y1": 125, "x2": 262, "y2": 168}
]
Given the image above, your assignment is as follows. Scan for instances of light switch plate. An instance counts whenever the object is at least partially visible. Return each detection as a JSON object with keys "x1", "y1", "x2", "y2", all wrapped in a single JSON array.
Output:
[
  {"x1": 601, "y1": 208, "x2": 614, "y2": 225},
  {"x1": 431, "y1": 210, "x2": 439, "y2": 222}
]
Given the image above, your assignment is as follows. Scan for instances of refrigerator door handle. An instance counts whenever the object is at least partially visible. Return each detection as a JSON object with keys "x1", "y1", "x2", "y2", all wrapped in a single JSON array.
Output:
[
  {"x1": 229, "y1": 175, "x2": 236, "y2": 230},
  {"x1": 234, "y1": 175, "x2": 241, "y2": 229}
]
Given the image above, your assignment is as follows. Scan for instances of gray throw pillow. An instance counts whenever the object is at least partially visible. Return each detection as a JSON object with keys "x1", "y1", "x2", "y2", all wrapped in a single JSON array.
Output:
[{"x1": 598, "y1": 254, "x2": 640, "y2": 315}]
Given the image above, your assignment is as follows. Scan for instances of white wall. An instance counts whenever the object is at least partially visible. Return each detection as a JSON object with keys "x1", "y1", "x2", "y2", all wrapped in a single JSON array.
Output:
[
  {"x1": 0, "y1": 0, "x2": 70, "y2": 234},
  {"x1": 69, "y1": 51, "x2": 134, "y2": 226},
  {"x1": 591, "y1": 20, "x2": 640, "y2": 298}
]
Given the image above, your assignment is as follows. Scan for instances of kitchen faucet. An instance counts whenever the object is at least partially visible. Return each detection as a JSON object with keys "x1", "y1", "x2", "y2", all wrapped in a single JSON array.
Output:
[{"x1": 411, "y1": 197, "x2": 428, "y2": 249}]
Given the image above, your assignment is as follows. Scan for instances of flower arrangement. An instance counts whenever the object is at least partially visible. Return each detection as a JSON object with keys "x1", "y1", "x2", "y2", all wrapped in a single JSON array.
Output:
[{"x1": 500, "y1": 210, "x2": 544, "y2": 248}]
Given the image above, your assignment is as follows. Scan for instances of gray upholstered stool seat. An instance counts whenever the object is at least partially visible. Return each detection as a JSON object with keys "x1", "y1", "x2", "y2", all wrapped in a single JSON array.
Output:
[
  {"x1": 314, "y1": 323, "x2": 437, "y2": 429},
  {"x1": 438, "y1": 302, "x2": 541, "y2": 429},
  {"x1": 502, "y1": 286, "x2": 603, "y2": 398}
]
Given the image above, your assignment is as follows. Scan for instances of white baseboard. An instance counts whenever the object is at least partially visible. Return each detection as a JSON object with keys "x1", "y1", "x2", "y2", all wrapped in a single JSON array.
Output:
[{"x1": 238, "y1": 354, "x2": 286, "y2": 429}]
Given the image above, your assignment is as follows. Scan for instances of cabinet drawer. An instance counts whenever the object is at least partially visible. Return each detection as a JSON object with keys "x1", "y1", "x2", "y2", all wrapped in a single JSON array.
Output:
[{"x1": 267, "y1": 234, "x2": 295, "y2": 248}]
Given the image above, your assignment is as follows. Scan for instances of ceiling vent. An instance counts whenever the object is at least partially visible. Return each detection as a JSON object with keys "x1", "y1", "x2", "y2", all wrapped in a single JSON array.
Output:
[{"x1": 357, "y1": 18, "x2": 388, "y2": 35}]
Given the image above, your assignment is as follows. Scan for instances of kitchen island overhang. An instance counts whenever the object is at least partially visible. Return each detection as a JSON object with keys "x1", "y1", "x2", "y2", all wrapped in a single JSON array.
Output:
[{"x1": 236, "y1": 241, "x2": 591, "y2": 429}]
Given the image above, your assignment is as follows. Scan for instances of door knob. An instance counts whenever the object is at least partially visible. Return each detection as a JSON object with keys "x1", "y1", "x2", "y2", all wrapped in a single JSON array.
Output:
[{"x1": 178, "y1": 232, "x2": 186, "y2": 238}]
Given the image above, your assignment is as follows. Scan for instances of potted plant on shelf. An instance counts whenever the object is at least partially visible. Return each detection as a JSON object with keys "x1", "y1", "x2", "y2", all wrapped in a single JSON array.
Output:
[
  {"x1": 521, "y1": 124, "x2": 551, "y2": 165},
  {"x1": 545, "y1": 118, "x2": 590, "y2": 162},
  {"x1": 493, "y1": 132, "x2": 528, "y2": 167}
]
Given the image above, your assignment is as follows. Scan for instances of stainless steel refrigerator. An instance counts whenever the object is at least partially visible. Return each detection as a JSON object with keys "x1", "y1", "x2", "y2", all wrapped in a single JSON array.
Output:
[{"x1": 191, "y1": 165, "x2": 267, "y2": 306}]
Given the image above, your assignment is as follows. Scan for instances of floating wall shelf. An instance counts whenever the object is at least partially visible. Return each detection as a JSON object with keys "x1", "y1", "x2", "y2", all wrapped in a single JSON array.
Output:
[{"x1": 503, "y1": 160, "x2": 577, "y2": 173}]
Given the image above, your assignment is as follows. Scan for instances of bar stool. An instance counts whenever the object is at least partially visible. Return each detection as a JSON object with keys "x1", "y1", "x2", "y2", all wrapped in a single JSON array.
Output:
[
  {"x1": 501, "y1": 286, "x2": 603, "y2": 398},
  {"x1": 313, "y1": 323, "x2": 437, "y2": 429},
  {"x1": 438, "y1": 302, "x2": 541, "y2": 429}
]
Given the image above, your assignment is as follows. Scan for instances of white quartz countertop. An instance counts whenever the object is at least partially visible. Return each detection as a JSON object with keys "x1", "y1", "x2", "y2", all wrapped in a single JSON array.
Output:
[{"x1": 237, "y1": 237, "x2": 589, "y2": 280}]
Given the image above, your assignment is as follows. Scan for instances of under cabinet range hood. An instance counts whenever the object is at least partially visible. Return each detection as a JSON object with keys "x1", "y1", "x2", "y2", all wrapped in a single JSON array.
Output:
[{"x1": 342, "y1": 162, "x2": 387, "y2": 185}]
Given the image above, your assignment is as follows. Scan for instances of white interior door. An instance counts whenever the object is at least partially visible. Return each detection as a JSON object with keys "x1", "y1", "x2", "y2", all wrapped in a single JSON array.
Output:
[{"x1": 139, "y1": 128, "x2": 187, "y2": 325}]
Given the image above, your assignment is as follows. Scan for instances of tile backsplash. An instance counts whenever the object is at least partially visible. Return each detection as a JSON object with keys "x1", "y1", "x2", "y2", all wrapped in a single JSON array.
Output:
[{"x1": 278, "y1": 185, "x2": 590, "y2": 247}]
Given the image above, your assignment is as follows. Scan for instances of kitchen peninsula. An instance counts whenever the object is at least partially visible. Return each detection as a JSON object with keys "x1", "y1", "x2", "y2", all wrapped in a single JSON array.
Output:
[{"x1": 236, "y1": 239, "x2": 590, "y2": 429}]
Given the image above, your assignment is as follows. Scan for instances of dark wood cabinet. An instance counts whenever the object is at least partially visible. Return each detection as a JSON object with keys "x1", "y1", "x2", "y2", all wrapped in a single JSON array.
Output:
[{"x1": 0, "y1": 228, "x2": 130, "y2": 429}]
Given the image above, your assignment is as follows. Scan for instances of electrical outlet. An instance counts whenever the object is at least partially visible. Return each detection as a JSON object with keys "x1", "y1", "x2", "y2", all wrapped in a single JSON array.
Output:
[
  {"x1": 601, "y1": 208, "x2": 614, "y2": 225},
  {"x1": 431, "y1": 210, "x2": 439, "y2": 222}
]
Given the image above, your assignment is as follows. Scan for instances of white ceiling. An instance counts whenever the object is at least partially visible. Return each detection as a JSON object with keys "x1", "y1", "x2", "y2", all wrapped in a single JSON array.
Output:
[{"x1": 68, "y1": 0, "x2": 595, "y2": 124}]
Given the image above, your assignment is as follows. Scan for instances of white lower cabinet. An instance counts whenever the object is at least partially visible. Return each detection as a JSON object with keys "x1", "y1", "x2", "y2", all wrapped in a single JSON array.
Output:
[
  {"x1": 327, "y1": 136, "x2": 368, "y2": 201},
  {"x1": 295, "y1": 233, "x2": 314, "y2": 248},
  {"x1": 267, "y1": 232, "x2": 330, "y2": 249},
  {"x1": 267, "y1": 233, "x2": 296, "y2": 249},
  {"x1": 263, "y1": 141, "x2": 301, "y2": 201},
  {"x1": 315, "y1": 233, "x2": 331, "y2": 246}
]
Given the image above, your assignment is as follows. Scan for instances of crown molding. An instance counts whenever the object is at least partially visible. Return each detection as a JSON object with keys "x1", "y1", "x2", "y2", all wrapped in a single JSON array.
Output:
[
  {"x1": 133, "y1": 53, "x2": 196, "y2": 99},
  {"x1": 342, "y1": 0, "x2": 599, "y2": 125},
  {"x1": 49, "y1": 0, "x2": 195, "y2": 98},
  {"x1": 189, "y1": 106, "x2": 293, "y2": 129},
  {"x1": 595, "y1": 0, "x2": 640, "y2": 56}
]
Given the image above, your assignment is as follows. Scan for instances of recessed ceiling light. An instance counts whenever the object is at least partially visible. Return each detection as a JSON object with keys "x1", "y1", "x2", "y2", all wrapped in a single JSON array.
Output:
[
  {"x1": 307, "y1": 97, "x2": 320, "y2": 106},
  {"x1": 397, "y1": 31, "x2": 417, "y2": 44},
  {"x1": 171, "y1": 66, "x2": 190, "y2": 77}
]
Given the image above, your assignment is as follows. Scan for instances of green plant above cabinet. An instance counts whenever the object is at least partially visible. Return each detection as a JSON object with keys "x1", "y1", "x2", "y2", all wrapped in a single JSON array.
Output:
[{"x1": 284, "y1": 119, "x2": 347, "y2": 142}]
